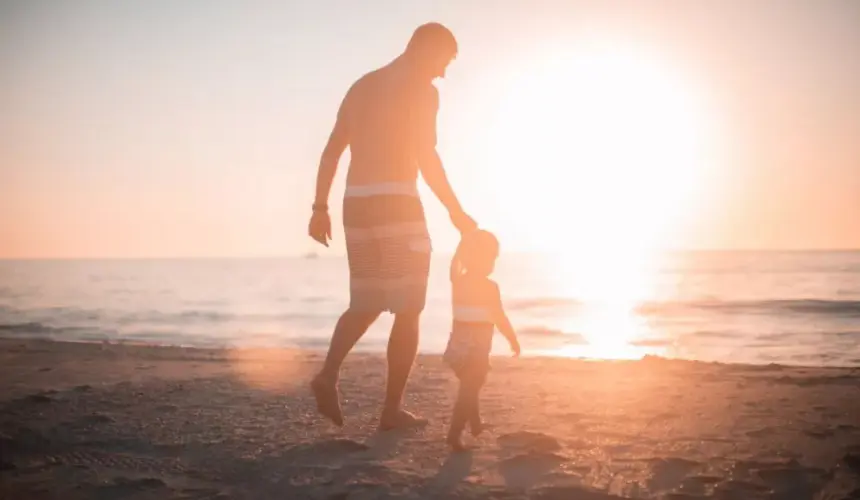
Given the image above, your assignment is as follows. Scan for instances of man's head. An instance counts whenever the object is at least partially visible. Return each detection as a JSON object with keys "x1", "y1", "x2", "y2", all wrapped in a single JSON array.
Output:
[{"x1": 404, "y1": 22, "x2": 458, "y2": 80}]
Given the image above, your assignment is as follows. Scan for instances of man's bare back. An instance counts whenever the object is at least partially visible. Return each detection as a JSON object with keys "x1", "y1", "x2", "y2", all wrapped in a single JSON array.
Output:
[{"x1": 341, "y1": 63, "x2": 439, "y2": 187}]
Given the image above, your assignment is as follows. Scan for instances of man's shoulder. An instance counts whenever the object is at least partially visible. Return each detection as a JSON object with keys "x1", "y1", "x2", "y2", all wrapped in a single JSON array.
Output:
[
  {"x1": 347, "y1": 70, "x2": 376, "y2": 96},
  {"x1": 344, "y1": 67, "x2": 397, "y2": 104},
  {"x1": 355, "y1": 66, "x2": 437, "y2": 95},
  {"x1": 352, "y1": 64, "x2": 398, "y2": 88},
  {"x1": 345, "y1": 67, "x2": 438, "y2": 118},
  {"x1": 355, "y1": 67, "x2": 384, "y2": 84}
]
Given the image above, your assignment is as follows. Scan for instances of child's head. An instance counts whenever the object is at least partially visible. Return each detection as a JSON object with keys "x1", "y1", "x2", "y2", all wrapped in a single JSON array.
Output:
[{"x1": 451, "y1": 229, "x2": 499, "y2": 280}]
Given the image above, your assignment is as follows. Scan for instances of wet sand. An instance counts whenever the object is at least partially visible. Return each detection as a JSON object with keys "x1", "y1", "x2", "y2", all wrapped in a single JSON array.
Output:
[{"x1": 1, "y1": 338, "x2": 859, "y2": 499}]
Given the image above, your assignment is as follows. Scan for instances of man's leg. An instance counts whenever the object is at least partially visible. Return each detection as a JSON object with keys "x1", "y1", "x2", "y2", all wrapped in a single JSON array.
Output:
[
  {"x1": 311, "y1": 308, "x2": 380, "y2": 426},
  {"x1": 379, "y1": 311, "x2": 423, "y2": 430}
]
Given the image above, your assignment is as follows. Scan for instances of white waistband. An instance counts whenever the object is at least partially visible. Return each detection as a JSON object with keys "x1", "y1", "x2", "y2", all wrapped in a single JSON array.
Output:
[
  {"x1": 345, "y1": 222, "x2": 429, "y2": 240},
  {"x1": 345, "y1": 182, "x2": 419, "y2": 198},
  {"x1": 453, "y1": 306, "x2": 491, "y2": 322}
]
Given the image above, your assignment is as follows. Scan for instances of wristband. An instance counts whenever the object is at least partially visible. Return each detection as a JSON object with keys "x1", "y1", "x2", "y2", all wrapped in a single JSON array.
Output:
[{"x1": 312, "y1": 204, "x2": 328, "y2": 212}]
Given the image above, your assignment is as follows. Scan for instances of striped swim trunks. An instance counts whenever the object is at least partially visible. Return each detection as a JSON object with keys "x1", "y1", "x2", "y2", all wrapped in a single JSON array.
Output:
[{"x1": 343, "y1": 182, "x2": 431, "y2": 314}]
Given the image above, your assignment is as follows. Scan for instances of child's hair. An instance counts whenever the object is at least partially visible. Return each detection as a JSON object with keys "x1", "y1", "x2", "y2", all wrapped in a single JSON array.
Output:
[{"x1": 450, "y1": 229, "x2": 500, "y2": 281}]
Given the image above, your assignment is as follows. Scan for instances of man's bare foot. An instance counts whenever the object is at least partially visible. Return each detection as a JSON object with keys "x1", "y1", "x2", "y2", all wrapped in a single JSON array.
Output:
[
  {"x1": 378, "y1": 409, "x2": 428, "y2": 432},
  {"x1": 310, "y1": 374, "x2": 343, "y2": 427}
]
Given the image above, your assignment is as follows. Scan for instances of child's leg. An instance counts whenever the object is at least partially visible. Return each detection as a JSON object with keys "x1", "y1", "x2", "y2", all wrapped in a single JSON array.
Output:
[
  {"x1": 447, "y1": 379, "x2": 471, "y2": 451},
  {"x1": 468, "y1": 370, "x2": 487, "y2": 436},
  {"x1": 447, "y1": 370, "x2": 483, "y2": 451},
  {"x1": 468, "y1": 395, "x2": 483, "y2": 436}
]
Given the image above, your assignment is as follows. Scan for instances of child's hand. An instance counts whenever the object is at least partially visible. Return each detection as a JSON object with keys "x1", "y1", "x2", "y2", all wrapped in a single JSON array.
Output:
[{"x1": 509, "y1": 337, "x2": 521, "y2": 357}]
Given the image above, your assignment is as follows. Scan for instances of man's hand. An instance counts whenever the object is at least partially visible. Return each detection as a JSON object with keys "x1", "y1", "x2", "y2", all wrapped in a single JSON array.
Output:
[
  {"x1": 450, "y1": 209, "x2": 477, "y2": 234},
  {"x1": 308, "y1": 210, "x2": 332, "y2": 247}
]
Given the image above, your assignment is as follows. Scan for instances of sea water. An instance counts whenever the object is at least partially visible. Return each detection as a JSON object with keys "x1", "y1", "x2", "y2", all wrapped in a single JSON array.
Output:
[{"x1": 1, "y1": 251, "x2": 858, "y2": 366}]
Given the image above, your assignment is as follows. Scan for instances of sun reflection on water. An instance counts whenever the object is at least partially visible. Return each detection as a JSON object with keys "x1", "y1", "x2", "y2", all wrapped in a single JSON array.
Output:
[{"x1": 543, "y1": 248, "x2": 667, "y2": 360}]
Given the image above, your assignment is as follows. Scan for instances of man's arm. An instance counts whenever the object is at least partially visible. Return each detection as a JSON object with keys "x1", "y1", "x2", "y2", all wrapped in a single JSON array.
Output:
[
  {"x1": 314, "y1": 94, "x2": 351, "y2": 208},
  {"x1": 308, "y1": 90, "x2": 351, "y2": 247},
  {"x1": 419, "y1": 148, "x2": 464, "y2": 216},
  {"x1": 416, "y1": 87, "x2": 465, "y2": 214}
]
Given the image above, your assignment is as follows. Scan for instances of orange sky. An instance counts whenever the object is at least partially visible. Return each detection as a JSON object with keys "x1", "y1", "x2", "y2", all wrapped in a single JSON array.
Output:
[{"x1": 1, "y1": 0, "x2": 859, "y2": 258}]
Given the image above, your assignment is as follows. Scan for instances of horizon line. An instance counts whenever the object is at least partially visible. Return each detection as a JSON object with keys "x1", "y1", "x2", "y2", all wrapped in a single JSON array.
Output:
[{"x1": 2, "y1": 248, "x2": 860, "y2": 261}]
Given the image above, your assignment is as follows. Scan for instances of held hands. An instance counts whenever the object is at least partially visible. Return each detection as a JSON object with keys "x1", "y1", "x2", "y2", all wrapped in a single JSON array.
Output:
[
  {"x1": 450, "y1": 209, "x2": 477, "y2": 234},
  {"x1": 308, "y1": 209, "x2": 332, "y2": 247}
]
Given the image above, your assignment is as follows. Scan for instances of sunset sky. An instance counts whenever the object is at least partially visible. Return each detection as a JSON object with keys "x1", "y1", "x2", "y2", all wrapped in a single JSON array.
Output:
[{"x1": 2, "y1": 0, "x2": 859, "y2": 258}]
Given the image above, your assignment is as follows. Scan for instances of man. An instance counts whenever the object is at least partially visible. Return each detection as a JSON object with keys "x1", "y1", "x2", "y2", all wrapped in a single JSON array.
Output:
[{"x1": 308, "y1": 22, "x2": 477, "y2": 430}]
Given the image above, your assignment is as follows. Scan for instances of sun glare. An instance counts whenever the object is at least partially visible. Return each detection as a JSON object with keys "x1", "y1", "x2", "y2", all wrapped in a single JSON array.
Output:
[{"x1": 478, "y1": 37, "x2": 716, "y2": 358}]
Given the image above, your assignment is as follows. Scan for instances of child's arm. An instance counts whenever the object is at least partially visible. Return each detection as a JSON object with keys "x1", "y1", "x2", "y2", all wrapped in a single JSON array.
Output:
[{"x1": 489, "y1": 282, "x2": 520, "y2": 356}]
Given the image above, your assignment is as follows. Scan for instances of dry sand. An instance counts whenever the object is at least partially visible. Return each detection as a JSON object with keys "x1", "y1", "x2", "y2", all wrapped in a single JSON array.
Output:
[{"x1": 1, "y1": 338, "x2": 858, "y2": 499}]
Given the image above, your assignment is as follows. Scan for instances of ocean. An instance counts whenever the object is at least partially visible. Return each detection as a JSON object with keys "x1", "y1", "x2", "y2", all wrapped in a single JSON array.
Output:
[{"x1": 1, "y1": 251, "x2": 859, "y2": 367}]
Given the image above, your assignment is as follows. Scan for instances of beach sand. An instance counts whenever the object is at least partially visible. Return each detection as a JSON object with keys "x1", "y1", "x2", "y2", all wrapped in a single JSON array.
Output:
[{"x1": 1, "y1": 338, "x2": 858, "y2": 499}]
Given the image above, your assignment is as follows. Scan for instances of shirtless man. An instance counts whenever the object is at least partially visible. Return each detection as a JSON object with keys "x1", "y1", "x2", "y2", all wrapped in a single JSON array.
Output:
[{"x1": 308, "y1": 23, "x2": 477, "y2": 430}]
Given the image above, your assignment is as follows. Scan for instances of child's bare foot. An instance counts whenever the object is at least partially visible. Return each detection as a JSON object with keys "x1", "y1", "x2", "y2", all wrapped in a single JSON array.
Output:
[
  {"x1": 447, "y1": 434, "x2": 475, "y2": 453},
  {"x1": 469, "y1": 422, "x2": 489, "y2": 437},
  {"x1": 469, "y1": 416, "x2": 493, "y2": 437}
]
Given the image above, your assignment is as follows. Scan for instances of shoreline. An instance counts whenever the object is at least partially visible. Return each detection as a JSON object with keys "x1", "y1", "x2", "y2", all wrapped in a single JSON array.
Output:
[
  {"x1": 2, "y1": 335, "x2": 860, "y2": 371},
  {"x1": 1, "y1": 338, "x2": 859, "y2": 498}
]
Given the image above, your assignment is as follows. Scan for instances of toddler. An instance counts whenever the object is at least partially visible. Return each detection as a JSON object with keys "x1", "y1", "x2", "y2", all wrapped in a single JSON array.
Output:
[{"x1": 443, "y1": 230, "x2": 520, "y2": 451}]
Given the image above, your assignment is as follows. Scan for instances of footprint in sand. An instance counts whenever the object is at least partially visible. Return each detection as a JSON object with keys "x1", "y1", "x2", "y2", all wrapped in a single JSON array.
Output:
[
  {"x1": 497, "y1": 431, "x2": 562, "y2": 453},
  {"x1": 20, "y1": 391, "x2": 55, "y2": 404},
  {"x1": 495, "y1": 431, "x2": 568, "y2": 490},
  {"x1": 498, "y1": 451, "x2": 568, "y2": 490}
]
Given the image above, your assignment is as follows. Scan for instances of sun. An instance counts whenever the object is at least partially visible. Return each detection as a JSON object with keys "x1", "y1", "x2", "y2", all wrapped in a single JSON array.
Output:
[{"x1": 475, "y1": 37, "x2": 717, "y2": 357}]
